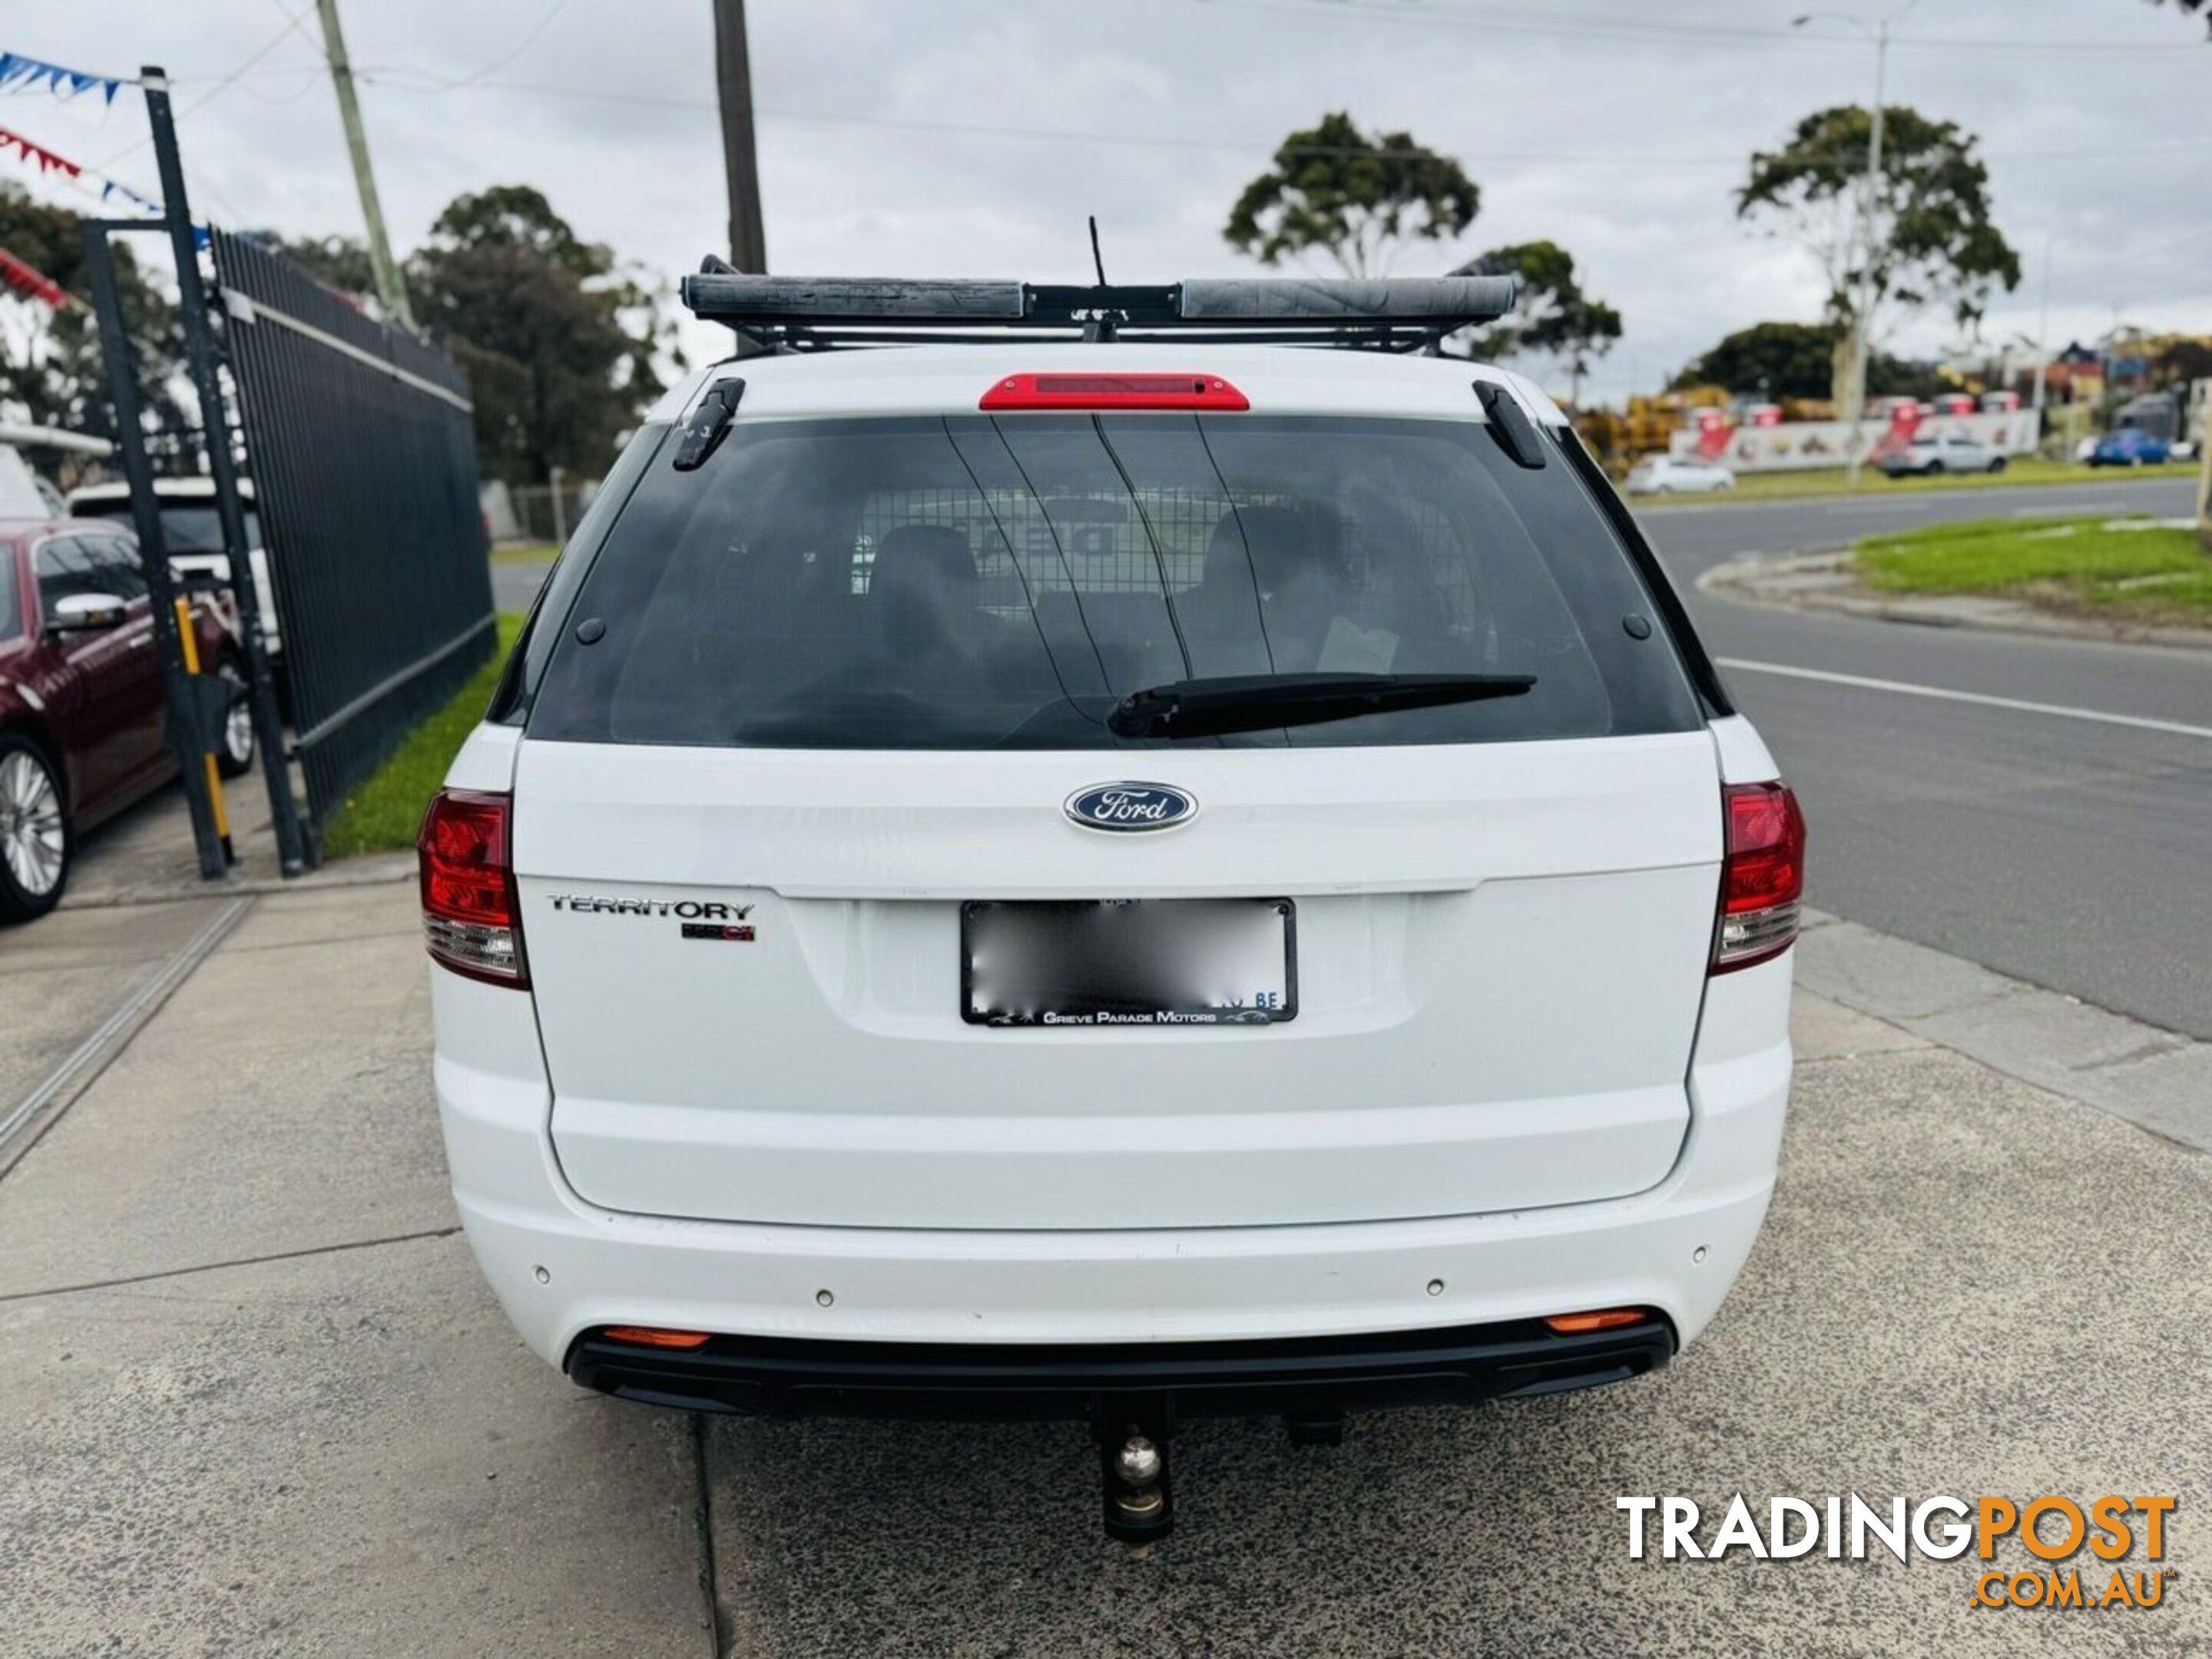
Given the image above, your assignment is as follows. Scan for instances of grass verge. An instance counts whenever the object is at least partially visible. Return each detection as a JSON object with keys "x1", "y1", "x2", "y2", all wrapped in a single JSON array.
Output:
[
  {"x1": 1637, "y1": 455, "x2": 2198, "y2": 505},
  {"x1": 1855, "y1": 515, "x2": 2212, "y2": 626},
  {"x1": 490, "y1": 541, "x2": 561, "y2": 565},
  {"x1": 321, "y1": 612, "x2": 525, "y2": 858}
]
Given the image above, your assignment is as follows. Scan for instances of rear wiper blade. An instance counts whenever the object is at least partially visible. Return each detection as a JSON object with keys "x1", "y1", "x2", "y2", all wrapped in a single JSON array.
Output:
[{"x1": 1107, "y1": 671, "x2": 1536, "y2": 740}]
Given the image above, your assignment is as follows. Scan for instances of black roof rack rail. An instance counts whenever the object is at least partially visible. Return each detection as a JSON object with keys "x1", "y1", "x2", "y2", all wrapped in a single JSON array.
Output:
[{"x1": 678, "y1": 267, "x2": 1517, "y2": 352}]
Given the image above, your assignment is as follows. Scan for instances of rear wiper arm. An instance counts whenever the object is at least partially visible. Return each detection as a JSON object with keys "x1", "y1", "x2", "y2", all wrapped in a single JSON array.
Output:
[{"x1": 1107, "y1": 671, "x2": 1536, "y2": 740}]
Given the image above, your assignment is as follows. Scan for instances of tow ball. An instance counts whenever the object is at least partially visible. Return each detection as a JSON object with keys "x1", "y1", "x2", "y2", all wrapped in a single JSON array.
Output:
[
  {"x1": 1094, "y1": 1406, "x2": 1349, "y2": 1540},
  {"x1": 1098, "y1": 1407, "x2": 1174, "y2": 1542},
  {"x1": 1102, "y1": 1426, "x2": 1171, "y2": 1541}
]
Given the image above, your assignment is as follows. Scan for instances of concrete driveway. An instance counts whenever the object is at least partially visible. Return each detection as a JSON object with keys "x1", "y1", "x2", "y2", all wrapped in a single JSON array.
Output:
[{"x1": 2, "y1": 877, "x2": 2207, "y2": 1656}]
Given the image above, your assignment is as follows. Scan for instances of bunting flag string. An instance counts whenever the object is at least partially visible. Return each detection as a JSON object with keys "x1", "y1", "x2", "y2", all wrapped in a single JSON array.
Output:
[
  {"x1": 0, "y1": 121, "x2": 78, "y2": 180},
  {"x1": 0, "y1": 121, "x2": 164, "y2": 217},
  {"x1": 0, "y1": 245, "x2": 81, "y2": 310},
  {"x1": 97, "y1": 175, "x2": 162, "y2": 214},
  {"x1": 0, "y1": 50, "x2": 126, "y2": 105}
]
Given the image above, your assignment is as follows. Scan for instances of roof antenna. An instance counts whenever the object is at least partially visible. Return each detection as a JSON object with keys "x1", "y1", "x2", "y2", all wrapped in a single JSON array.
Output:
[{"x1": 1084, "y1": 215, "x2": 1118, "y2": 343}]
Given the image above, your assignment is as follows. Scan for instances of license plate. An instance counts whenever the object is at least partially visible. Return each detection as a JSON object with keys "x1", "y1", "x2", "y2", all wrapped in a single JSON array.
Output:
[{"x1": 961, "y1": 899, "x2": 1296, "y2": 1028}]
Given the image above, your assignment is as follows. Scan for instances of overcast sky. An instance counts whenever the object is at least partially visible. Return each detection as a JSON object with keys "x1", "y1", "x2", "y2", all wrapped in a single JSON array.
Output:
[{"x1": 11, "y1": 0, "x2": 2211, "y2": 404}]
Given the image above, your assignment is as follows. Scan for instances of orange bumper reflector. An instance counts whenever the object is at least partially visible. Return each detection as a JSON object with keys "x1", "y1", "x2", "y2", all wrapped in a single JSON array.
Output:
[
  {"x1": 601, "y1": 1326, "x2": 713, "y2": 1349},
  {"x1": 1543, "y1": 1308, "x2": 1647, "y2": 1334}
]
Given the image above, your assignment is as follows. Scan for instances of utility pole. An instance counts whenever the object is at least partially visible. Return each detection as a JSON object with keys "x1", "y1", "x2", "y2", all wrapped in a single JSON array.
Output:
[
  {"x1": 314, "y1": 0, "x2": 416, "y2": 330},
  {"x1": 2030, "y1": 236, "x2": 2052, "y2": 419},
  {"x1": 713, "y1": 0, "x2": 769, "y2": 273}
]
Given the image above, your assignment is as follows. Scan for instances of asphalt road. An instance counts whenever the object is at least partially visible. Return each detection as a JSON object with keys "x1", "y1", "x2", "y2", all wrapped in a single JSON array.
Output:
[{"x1": 1637, "y1": 476, "x2": 2211, "y2": 1039}]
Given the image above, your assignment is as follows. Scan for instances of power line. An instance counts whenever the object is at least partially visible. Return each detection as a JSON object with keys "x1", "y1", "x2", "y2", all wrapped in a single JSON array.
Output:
[
  {"x1": 93, "y1": 0, "x2": 317, "y2": 171},
  {"x1": 343, "y1": 71, "x2": 2212, "y2": 169},
  {"x1": 1195, "y1": 0, "x2": 2212, "y2": 57}
]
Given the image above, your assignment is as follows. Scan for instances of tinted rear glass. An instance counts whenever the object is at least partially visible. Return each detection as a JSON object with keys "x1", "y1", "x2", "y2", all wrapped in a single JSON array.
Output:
[{"x1": 528, "y1": 412, "x2": 1700, "y2": 750}]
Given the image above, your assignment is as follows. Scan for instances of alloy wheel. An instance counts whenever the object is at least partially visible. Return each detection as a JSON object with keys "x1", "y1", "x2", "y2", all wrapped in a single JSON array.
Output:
[
  {"x1": 220, "y1": 662, "x2": 255, "y2": 767},
  {"x1": 0, "y1": 749, "x2": 65, "y2": 897}
]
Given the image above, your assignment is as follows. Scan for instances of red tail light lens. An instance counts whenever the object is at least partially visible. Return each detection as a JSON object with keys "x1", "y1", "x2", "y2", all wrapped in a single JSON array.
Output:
[
  {"x1": 418, "y1": 788, "x2": 527, "y2": 987},
  {"x1": 1711, "y1": 780, "x2": 1805, "y2": 975},
  {"x1": 979, "y1": 373, "x2": 1250, "y2": 412}
]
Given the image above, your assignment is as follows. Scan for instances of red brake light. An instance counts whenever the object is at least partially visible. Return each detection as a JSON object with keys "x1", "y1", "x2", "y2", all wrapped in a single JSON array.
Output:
[
  {"x1": 979, "y1": 373, "x2": 1250, "y2": 412},
  {"x1": 1711, "y1": 780, "x2": 1805, "y2": 975},
  {"x1": 418, "y1": 788, "x2": 527, "y2": 987}
]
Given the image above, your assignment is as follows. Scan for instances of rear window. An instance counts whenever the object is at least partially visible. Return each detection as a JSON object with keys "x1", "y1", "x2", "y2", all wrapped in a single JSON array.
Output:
[{"x1": 528, "y1": 412, "x2": 1700, "y2": 750}]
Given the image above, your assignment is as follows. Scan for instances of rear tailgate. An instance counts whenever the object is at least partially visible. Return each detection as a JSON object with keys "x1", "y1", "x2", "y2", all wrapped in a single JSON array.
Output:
[{"x1": 521, "y1": 733, "x2": 1719, "y2": 1230}]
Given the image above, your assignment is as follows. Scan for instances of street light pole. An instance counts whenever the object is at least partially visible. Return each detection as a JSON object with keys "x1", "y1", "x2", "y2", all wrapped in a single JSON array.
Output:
[
  {"x1": 2031, "y1": 236, "x2": 2052, "y2": 416},
  {"x1": 1799, "y1": 3, "x2": 1916, "y2": 489},
  {"x1": 1839, "y1": 15, "x2": 1893, "y2": 489}
]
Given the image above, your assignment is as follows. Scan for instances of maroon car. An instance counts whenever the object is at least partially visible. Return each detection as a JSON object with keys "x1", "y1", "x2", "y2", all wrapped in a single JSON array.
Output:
[{"x1": 0, "y1": 519, "x2": 251, "y2": 921}]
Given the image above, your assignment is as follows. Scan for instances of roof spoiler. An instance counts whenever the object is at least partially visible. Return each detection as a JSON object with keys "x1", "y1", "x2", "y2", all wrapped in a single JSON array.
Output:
[{"x1": 679, "y1": 262, "x2": 1517, "y2": 350}]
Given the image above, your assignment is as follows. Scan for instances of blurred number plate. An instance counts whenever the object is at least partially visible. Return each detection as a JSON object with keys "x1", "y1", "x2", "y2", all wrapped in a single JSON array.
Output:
[{"x1": 962, "y1": 899, "x2": 1296, "y2": 1028}]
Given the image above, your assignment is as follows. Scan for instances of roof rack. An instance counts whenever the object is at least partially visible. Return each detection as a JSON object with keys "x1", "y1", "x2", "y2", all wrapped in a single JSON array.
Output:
[{"x1": 678, "y1": 262, "x2": 1517, "y2": 353}]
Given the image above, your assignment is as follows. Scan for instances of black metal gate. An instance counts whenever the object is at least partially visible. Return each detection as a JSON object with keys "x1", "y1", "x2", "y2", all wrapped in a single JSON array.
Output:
[{"x1": 211, "y1": 229, "x2": 495, "y2": 846}]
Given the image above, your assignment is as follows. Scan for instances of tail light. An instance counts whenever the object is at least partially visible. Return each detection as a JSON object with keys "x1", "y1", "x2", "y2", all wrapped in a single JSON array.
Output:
[
  {"x1": 1710, "y1": 780, "x2": 1805, "y2": 975},
  {"x1": 418, "y1": 788, "x2": 527, "y2": 987}
]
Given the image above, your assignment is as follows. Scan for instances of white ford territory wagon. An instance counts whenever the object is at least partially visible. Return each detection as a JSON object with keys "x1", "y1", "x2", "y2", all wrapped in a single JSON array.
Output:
[{"x1": 422, "y1": 273, "x2": 1802, "y2": 1536}]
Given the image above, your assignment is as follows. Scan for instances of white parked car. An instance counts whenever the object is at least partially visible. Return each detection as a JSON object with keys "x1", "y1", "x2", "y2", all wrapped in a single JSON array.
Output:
[
  {"x1": 1623, "y1": 454, "x2": 1735, "y2": 495},
  {"x1": 421, "y1": 275, "x2": 1802, "y2": 1537},
  {"x1": 1877, "y1": 433, "x2": 2006, "y2": 477},
  {"x1": 66, "y1": 477, "x2": 282, "y2": 667}
]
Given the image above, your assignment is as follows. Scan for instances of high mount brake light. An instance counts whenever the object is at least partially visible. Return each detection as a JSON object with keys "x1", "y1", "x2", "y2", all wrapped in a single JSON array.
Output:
[
  {"x1": 980, "y1": 373, "x2": 1250, "y2": 412},
  {"x1": 418, "y1": 788, "x2": 528, "y2": 987},
  {"x1": 1711, "y1": 780, "x2": 1806, "y2": 975}
]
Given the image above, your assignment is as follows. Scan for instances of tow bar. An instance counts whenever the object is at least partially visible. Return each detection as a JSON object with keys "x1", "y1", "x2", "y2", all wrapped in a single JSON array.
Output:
[
  {"x1": 1098, "y1": 1399, "x2": 1174, "y2": 1541},
  {"x1": 1095, "y1": 1403, "x2": 1349, "y2": 1541}
]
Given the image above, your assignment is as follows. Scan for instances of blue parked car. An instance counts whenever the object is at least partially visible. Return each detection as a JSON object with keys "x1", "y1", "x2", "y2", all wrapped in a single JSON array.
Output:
[{"x1": 2090, "y1": 429, "x2": 2171, "y2": 466}]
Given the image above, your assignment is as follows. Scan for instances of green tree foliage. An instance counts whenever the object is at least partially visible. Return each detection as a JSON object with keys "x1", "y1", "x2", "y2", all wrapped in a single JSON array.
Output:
[
  {"x1": 263, "y1": 189, "x2": 677, "y2": 485},
  {"x1": 2151, "y1": 337, "x2": 2212, "y2": 389},
  {"x1": 409, "y1": 186, "x2": 677, "y2": 485},
  {"x1": 0, "y1": 181, "x2": 190, "y2": 465},
  {"x1": 1455, "y1": 240, "x2": 1621, "y2": 395},
  {"x1": 1669, "y1": 320, "x2": 1947, "y2": 402},
  {"x1": 1737, "y1": 104, "x2": 2019, "y2": 404},
  {"x1": 1225, "y1": 113, "x2": 1479, "y2": 277}
]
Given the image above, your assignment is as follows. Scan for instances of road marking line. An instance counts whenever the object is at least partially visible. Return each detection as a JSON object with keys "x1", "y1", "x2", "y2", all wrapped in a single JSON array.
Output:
[
  {"x1": 1714, "y1": 658, "x2": 2212, "y2": 742},
  {"x1": 0, "y1": 896, "x2": 253, "y2": 1167}
]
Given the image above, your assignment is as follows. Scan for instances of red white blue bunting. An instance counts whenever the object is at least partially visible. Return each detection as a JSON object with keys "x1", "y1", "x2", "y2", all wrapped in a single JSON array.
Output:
[{"x1": 0, "y1": 50, "x2": 125, "y2": 104}]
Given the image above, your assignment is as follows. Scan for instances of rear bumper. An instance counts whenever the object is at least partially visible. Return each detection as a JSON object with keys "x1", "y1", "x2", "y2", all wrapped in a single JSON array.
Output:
[
  {"x1": 434, "y1": 952, "x2": 1791, "y2": 1382},
  {"x1": 565, "y1": 1315, "x2": 1674, "y2": 1421}
]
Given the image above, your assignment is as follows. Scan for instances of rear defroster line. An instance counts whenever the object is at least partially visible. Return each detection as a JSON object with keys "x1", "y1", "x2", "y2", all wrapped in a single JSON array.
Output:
[{"x1": 0, "y1": 895, "x2": 253, "y2": 1176}]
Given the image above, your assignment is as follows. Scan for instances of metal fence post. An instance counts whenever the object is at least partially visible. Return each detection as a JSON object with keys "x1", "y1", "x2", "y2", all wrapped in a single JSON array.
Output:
[
  {"x1": 78, "y1": 219, "x2": 227, "y2": 882},
  {"x1": 140, "y1": 64, "x2": 311, "y2": 875}
]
